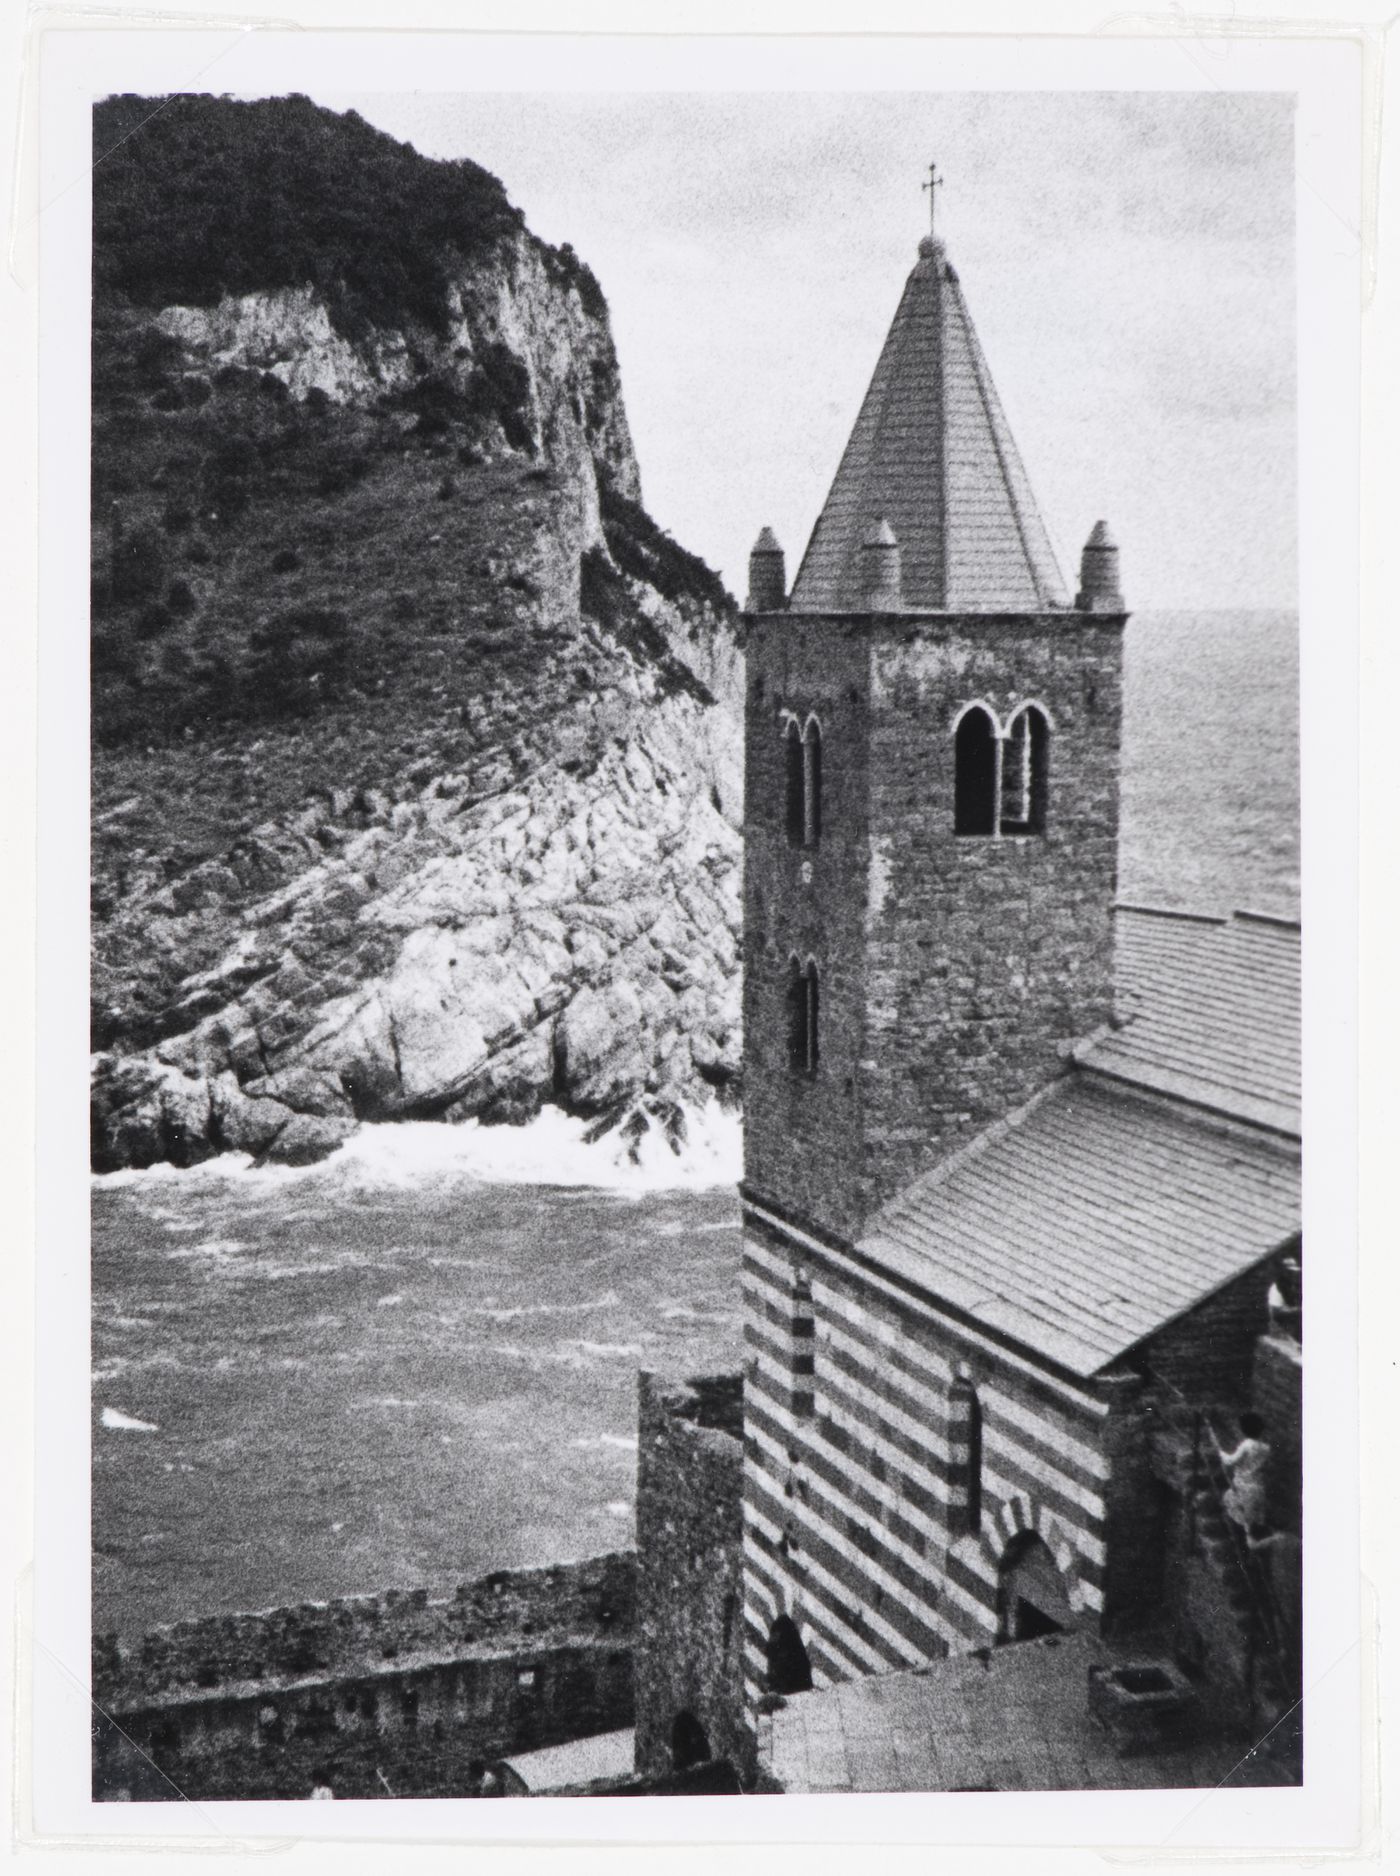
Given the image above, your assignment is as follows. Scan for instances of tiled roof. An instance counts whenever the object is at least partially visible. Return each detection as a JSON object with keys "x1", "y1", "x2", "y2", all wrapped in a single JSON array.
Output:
[
  {"x1": 858, "y1": 1078, "x2": 1300, "y2": 1378},
  {"x1": 789, "y1": 238, "x2": 1068, "y2": 614},
  {"x1": 1081, "y1": 908, "x2": 1302, "y2": 1137},
  {"x1": 499, "y1": 1727, "x2": 635, "y2": 1793}
]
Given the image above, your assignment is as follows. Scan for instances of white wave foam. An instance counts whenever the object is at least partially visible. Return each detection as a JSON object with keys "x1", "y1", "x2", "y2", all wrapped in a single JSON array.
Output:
[
  {"x1": 92, "y1": 1100, "x2": 743, "y2": 1197},
  {"x1": 100, "y1": 1406, "x2": 158, "y2": 1433},
  {"x1": 459, "y1": 1294, "x2": 619, "y2": 1323},
  {"x1": 165, "y1": 1237, "x2": 246, "y2": 1260}
]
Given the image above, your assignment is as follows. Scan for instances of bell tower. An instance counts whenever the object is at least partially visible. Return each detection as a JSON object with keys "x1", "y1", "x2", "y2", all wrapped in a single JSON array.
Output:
[{"x1": 741, "y1": 226, "x2": 1129, "y2": 1244}]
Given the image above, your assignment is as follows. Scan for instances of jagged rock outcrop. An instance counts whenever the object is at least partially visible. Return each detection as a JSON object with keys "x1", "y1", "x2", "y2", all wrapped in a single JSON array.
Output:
[
  {"x1": 91, "y1": 682, "x2": 740, "y2": 1170},
  {"x1": 90, "y1": 94, "x2": 744, "y2": 1169}
]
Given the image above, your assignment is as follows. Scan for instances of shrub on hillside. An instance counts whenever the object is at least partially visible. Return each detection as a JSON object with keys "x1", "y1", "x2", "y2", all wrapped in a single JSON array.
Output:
[
  {"x1": 92, "y1": 620, "x2": 140, "y2": 678},
  {"x1": 135, "y1": 602, "x2": 174, "y2": 640},
  {"x1": 204, "y1": 433, "x2": 260, "y2": 518},
  {"x1": 579, "y1": 545, "x2": 716, "y2": 709},
  {"x1": 598, "y1": 481, "x2": 732, "y2": 615},
  {"x1": 462, "y1": 343, "x2": 533, "y2": 453},
  {"x1": 130, "y1": 327, "x2": 185, "y2": 391},
  {"x1": 579, "y1": 545, "x2": 624, "y2": 634},
  {"x1": 553, "y1": 243, "x2": 608, "y2": 321},
  {"x1": 110, "y1": 524, "x2": 168, "y2": 604},
  {"x1": 243, "y1": 606, "x2": 360, "y2": 721}
]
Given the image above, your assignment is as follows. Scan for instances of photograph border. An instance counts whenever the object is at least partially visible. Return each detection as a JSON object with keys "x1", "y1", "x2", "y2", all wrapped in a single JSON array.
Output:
[{"x1": 14, "y1": 10, "x2": 1371, "y2": 1861}]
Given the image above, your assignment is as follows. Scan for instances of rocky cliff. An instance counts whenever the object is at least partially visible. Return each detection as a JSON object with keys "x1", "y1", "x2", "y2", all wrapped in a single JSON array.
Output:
[{"x1": 90, "y1": 94, "x2": 743, "y2": 1170}]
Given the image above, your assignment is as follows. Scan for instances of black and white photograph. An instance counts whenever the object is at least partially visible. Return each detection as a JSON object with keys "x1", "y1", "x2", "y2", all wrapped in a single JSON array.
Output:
[{"x1": 18, "y1": 18, "x2": 1369, "y2": 1857}]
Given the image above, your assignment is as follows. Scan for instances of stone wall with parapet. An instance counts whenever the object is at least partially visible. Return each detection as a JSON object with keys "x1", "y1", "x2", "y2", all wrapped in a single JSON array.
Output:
[
  {"x1": 91, "y1": 1552, "x2": 634, "y2": 1801},
  {"x1": 632, "y1": 1370, "x2": 749, "y2": 1783}
]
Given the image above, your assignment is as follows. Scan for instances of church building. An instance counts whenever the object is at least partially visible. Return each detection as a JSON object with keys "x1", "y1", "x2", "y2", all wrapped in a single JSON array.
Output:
[{"x1": 632, "y1": 209, "x2": 1302, "y2": 1791}]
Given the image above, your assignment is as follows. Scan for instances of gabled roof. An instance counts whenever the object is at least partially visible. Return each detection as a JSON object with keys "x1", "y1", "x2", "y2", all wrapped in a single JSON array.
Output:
[
  {"x1": 858, "y1": 1077, "x2": 1300, "y2": 1379},
  {"x1": 856, "y1": 902, "x2": 1302, "y2": 1377},
  {"x1": 789, "y1": 235, "x2": 1068, "y2": 614},
  {"x1": 1081, "y1": 907, "x2": 1301, "y2": 1137}
]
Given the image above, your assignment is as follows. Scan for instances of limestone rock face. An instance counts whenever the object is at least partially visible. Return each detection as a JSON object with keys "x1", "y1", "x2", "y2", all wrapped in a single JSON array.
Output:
[
  {"x1": 156, "y1": 288, "x2": 412, "y2": 407},
  {"x1": 92, "y1": 692, "x2": 741, "y2": 1170},
  {"x1": 152, "y1": 227, "x2": 639, "y2": 548}
]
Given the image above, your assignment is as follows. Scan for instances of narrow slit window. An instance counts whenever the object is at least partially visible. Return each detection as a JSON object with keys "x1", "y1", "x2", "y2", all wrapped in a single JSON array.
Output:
[
  {"x1": 803, "y1": 721, "x2": 822, "y2": 849},
  {"x1": 786, "y1": 959, "x2": 819, "y2": 1077},
  {"x1": 954, "y1": 707, "x2": 998, "y2": 837},
  {"x1": 784, "y1": 722, "x2": 805, "y2": 847}
]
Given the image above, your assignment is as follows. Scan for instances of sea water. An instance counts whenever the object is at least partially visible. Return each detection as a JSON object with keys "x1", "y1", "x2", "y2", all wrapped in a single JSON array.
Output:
[{"x1": 92, "y1": 611, "x2": 1299, "y2": 1639}]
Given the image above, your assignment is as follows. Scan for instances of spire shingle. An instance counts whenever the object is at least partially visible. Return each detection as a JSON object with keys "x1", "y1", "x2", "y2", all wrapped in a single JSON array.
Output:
[{"x1": 789, "y1": 239, "x2": 1067, "y2": 613}]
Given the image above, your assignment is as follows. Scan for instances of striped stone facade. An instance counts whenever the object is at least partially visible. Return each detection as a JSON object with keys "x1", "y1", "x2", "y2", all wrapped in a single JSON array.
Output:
[{"x1": 740, "y1": 1202, "x2": 1130, "y2": 1704}]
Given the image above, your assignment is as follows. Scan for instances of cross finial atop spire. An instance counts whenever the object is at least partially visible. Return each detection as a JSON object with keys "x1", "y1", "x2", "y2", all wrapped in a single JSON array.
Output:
[{"x1": 922, "y1": 160, "x2": 943, "y2": 236}]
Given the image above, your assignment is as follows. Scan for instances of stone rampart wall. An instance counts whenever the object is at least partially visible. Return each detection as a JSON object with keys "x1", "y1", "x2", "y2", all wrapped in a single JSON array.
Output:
[{"x1": 92, "y1": 1553, "x2": 634, "y2": 1801}]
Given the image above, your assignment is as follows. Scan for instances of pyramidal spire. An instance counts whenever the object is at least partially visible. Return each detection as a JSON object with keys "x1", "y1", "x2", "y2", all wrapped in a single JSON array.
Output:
[{"x1": 789, "y1": 226, "x2": 1067, "y2": 613}]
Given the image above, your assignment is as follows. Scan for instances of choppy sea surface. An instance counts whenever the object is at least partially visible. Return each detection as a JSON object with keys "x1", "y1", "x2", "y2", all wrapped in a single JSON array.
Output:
[
  {"x1": 93, "y1": 611, "x2": 1298, "y2": 1640},
  {"x1": 1119, "y1": 610, "x2": 1298, "y2": 917}
]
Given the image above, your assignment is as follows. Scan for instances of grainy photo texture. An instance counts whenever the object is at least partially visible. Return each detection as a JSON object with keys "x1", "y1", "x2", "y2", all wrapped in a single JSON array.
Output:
[{"x1": 88, "y1": 89, "x2": 1301, "y2": 1801}]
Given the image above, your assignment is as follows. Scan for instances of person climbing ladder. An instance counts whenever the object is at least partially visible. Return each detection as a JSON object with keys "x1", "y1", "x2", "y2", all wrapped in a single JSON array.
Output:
[{"x1": 1212, "y1": 1411, "x2": 1273, "y2": 1540}]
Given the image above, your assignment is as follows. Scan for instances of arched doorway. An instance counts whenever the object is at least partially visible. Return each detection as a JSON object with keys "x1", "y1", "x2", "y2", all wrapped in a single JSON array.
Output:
[
  {"x1": 765, "y1": 1614, "x2": 813, "y2": 1694},
  {"x1": 996, "y1": 1532, "x2": 1077, "y2": 1643},
  {"x1": 670, "y1": 1710, "x2": 711, "y2": 1771}
]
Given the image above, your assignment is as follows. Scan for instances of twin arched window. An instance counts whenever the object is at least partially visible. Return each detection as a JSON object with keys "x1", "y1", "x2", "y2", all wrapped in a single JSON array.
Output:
[
  {"x1": 954, "y1": 704, "x2": 1049, "y2": 838},
  {"x1": 784, "y1": 718, "x2": 822, "y2": 849},
  {"x1": 786, "y1": 957, "x2": 820, "y2": 1078}
]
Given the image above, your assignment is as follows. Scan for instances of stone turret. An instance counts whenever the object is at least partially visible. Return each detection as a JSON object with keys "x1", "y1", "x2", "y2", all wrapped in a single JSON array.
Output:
[
  {"x1": 859, "y1": 518, "x2": 903, "y2": 608},
  {"x1": 1075, "y1": 519, "x2": 1124, "y2": 613},
  {"x1": 747, "y1": 527, "x2": 787, "y2": 612}
]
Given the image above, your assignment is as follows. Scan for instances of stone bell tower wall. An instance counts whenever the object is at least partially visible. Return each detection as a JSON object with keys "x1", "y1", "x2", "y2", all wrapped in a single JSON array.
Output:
[
  {"x1": 855, "y1": 611, "x2": 1126, "y2": 1224},
  {"x1": 742, "y1": 612, "x2": 873, "y2": 1239},
  {"x1": 742, "y1": 606, "x2": 1125, "y2": 1243}
]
